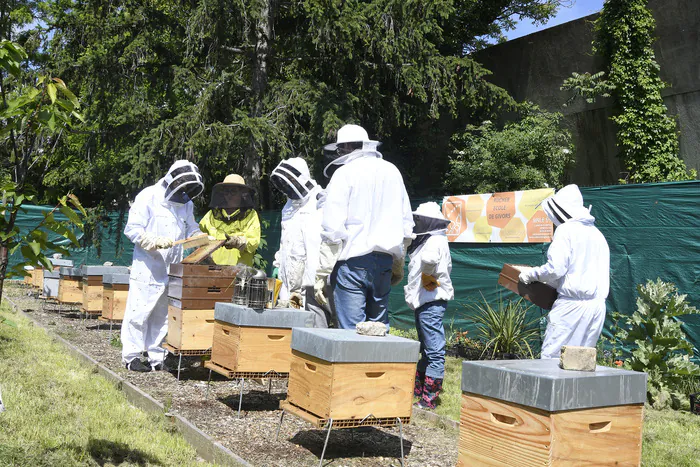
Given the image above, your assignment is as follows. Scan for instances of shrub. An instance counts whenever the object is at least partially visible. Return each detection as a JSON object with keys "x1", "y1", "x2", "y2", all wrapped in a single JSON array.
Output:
[
  {"x1": 616, "y1": 279, "x2": 700, "y2": 410},
  {"x1": 467, "y1": 296, "x2": 540, "y2": 359},
  {"x1": 444, "y1": 103, "x2": 573, "y2": 195}
]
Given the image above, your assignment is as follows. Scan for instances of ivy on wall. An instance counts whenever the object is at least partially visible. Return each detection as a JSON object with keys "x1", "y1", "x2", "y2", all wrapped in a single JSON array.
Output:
[{"x1": 562, "y1": 0, "x2": 696, "y2": 183}]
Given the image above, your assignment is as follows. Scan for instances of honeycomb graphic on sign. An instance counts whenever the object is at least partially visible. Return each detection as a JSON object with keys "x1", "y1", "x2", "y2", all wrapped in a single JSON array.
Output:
[
  {"x1": 473, "y1": 216, "x2": 493, "y2": 242},
  {"x1": 486, "y1": 192, "x2": 516, "y2": 229},
  {"x1": 443, "y1": 197, "x2": 466, "y2": 242},
  {"x1": 518, "y1": 188, "x2": 554, "y2": 219},
  {"x1": 527, "y1": 209, "x2": 553, "y2": 242},
  {"x1": 500, "y1": 217, "x2": 526, "y2": 242}
]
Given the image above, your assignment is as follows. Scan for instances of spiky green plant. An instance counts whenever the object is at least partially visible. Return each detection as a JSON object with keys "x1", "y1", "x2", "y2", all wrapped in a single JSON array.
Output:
[{"x1": 468, "y1": 295, "x2": 540, "y2": 359}]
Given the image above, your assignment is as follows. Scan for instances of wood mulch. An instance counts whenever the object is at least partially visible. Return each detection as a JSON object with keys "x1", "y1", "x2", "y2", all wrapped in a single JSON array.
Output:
[{"x1": 5, "y1": 283, "x2": 458, "y2": 467}]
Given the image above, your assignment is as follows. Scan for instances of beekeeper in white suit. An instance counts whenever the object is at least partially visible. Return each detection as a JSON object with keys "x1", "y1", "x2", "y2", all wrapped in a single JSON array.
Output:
[
  {"x1": 315, "y1": 124, "x2": 413, "y2": 329},
  {"x1": 519, "y1": 184, "x2": 610, "y2": 359},
  {"x1": 270, "y1": 157, "x2": 333, "y2": 327},
  {"x1": 121, "y1": 160, "x2": 205, "y2": 372}
]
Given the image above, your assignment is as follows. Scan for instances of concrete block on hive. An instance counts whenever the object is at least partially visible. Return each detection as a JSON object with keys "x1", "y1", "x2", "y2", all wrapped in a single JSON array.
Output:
[
  {"x1": 214, "y1": 302, "x2": 314, "y2": 329},
  {"x1": 559, "y1": 345, "x2": 597, "y2": 371},
  {"x1": 356, "y1": 321, "x2": 387, "y2": 336}
]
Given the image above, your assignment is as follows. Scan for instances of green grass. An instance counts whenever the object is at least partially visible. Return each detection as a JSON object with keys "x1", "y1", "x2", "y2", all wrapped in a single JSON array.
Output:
[
  {"x1": 642, "y1": 408, "x2": 700, "y2": 466},
  {"x1": 434, "y1": 356, "x2": 462, "y2": 421},
  {"x1": 0, "y1": 302, "x2": 212, "y2": 467}
]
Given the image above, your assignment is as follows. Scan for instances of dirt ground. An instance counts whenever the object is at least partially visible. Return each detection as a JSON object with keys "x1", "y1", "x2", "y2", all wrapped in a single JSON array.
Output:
[{"x1": 5, "y1": 283, "x2": 459, "y2": 467}]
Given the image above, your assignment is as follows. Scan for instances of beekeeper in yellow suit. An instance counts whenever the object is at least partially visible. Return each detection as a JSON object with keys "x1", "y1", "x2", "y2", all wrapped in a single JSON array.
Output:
[{"x1": 199, "y1": 174, "x2": 261, "y2": 266}]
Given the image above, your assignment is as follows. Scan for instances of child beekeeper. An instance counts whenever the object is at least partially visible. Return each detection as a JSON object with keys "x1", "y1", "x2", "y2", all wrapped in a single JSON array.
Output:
[
  {"x1": 519, "y1": 184, "x2": 610, "y2": 358},
  {"x1": 199, "y1": 174, "x2": 261, "y2": 266},
  {"x1": 404, "y1": 202, "x2": 453, "y2": 409}
]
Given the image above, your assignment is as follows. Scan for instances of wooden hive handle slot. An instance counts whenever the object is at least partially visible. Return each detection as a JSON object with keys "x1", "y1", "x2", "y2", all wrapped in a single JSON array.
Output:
[
  {"x1": 223, "y1": 329, "x2": 230, "y2": 335},
  {"x1": 491, "y1": 412, "x2": 518, "y2": 427},
  {"x1": 305, "y1": 363, "x2": 317, "y2": 372},
  {"x1": 171, "y1": 315, "x2": 177, "y2": 321},
  {"x1": 207, "y1": 286, "x2": 221, "y2": 293},
  {"x1": 365, "y1": 372, "x2": 385, "y2": 379},
  {"x1": 589, "y1": 421, "x2": 612, "y2": 433},
  {"x1": 267, "y1": 335, "x2": 285, "y2": 341}
]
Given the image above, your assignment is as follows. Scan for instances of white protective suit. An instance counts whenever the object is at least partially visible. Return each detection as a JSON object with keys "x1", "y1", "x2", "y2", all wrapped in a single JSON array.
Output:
[
  {"x1": 271, "y1": 158, "x2": 324, "y2": 306},
  {"x1": 404, "y1": 203, "x2": 454, "y2": 311},
  {"x1": 321, "y1": 152, "x2": 413, "y2": 262},
  {"x1": 521, "y1": 184, "x2": 610, "y2": 358},
  {"x1": 121, "y1": 161, "x2": 203, "y2": 366}
]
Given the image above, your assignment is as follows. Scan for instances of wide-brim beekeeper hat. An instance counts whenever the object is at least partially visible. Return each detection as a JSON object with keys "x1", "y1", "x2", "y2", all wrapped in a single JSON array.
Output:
[
  {"x1": 412, "y1": 202, "x2": 451, "y2": 234},
  {"x1": 322, "y1": 124, "x2": 382, "y2": 178},
  {"x1": 209, "y1": 174, "x2": 256, "y2": 210},
  {"x1": 541, "y1": 184, "x2": 591, "y2": 226}
]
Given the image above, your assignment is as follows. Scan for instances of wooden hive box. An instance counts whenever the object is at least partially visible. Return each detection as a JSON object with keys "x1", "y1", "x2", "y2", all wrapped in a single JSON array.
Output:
[
  {"x1": 284, "y1": 328, "x2": 420, "y2": 422},
  {"x1": 101, "y1": 273, "x2": 130, "y2": 321},
  {"x1": 58, "y1": 267, "x2": 83, "y2": 304},
  {"x1": 81, "y1": 266, "x2": 130, "y2": 314},
  {"x1": 498, "y1": 263, "x2": 558, "y2": 310},
  {"x1": 166, "y1": 264, "x2": 239, "y2": 351},
  {"x1": 458, "y1": 359, "x2": 647, "y2": 467},
  {"x1": 208, "y1": 303, "x2": 314, "y2": 375},
  {"x1": 32, "y1": 267, "x2": 44, "y2": 288}
]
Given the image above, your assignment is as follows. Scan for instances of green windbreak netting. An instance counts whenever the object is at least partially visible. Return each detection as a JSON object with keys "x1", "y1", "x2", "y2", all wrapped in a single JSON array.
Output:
[{"x1": 6, "y1": 181, "x2": 700, "y2": 353}]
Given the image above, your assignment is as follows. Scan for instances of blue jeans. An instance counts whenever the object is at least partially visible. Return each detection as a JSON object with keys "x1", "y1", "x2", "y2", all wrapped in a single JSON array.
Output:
[
  {"x1": 415, "y1": 300, "x2": 447, "y2": 379},
  {"x1": 332, "y1": 252, "x2": 393, "y2": 330}
]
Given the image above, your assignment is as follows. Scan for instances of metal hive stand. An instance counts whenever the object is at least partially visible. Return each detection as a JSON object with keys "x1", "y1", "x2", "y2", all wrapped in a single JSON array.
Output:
[
  {"x1": 162, "y1": 342, "x2": 212, "y2": 381},
  {"x1": 276, "y1": 400, "x2": 408, "y2": 467},
  {"x1": 204, "y1": 360, "x2": 288, "y2": 418}
]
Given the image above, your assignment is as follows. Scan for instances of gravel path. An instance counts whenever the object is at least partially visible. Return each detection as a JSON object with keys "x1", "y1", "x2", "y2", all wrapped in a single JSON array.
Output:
[{"x1": 5, "y1": 283, "x2": 459, "y2": 467}]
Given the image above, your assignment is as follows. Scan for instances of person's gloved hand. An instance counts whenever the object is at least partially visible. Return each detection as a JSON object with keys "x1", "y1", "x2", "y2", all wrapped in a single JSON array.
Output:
[
  {"x1": 390, "y1": 257, "x2": 405, "y2": 286},
  {"x1": 155, "y1": 236, "x2": 174, "y2": 249},
  {"x1": 224, "y1": 234, "x2": 247, "y2": 250},
  {"x1": 275, "y1": 299, "x2": 290, "y2": 308},
  {"x1": 314, "y1": 277, "x2": 329, "y2": 306},
  {"x1": 271, "y1": 267, "x2": 279, "y2": 279},
  {"x1": 289, "y1": 292, "x2": 303, "y2": 309},
  {"x1": 519, "y1": 269, "x2": 537, "y2": 285},
  {"x1": 421, "y1": 273, "x2": 440, "y2": 291},
  {"x1": 138, "y1": 233, "x2": 158, "y2": 251}
]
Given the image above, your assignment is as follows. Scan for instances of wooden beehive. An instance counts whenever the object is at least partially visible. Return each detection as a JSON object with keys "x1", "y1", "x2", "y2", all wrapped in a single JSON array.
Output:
[
  {"x1": 81, "y1": 266, "x2": 130, "y2": 314},
  {"x1": 166, "y1": 264, "x2": 238, "y2": 351},
  {"x1": 284, "y1": 328, "x2": 420, "y2": 422},
  {"x1": 498, "y1": 263, "x2": 558, "y2": 310},
  {"x1": 32, "y1": 267, "x2": 44, "y2": 288},
  {"x1": 458, "y1": 360, "x2": 647, "y2": 467},
  {"x1": 58, "y1": 267, "x2": 83, "y2": 304},
  {"x1": 208, "y1": 303, "x2": 314, "y2": 376},
  {"x1": 101, "y1": 273, "x2": 130, "y2": 321}
]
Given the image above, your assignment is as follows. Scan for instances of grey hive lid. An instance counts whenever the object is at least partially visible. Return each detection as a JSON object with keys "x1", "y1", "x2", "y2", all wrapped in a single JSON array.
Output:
[
  {"x1": 44, "y1": 270, "x2": 61, "y2": 279},
  {"x1": 214, "y1": 302, "x2": 314, "y2": 329},
  {"x1": 102, "y1": 273, "x2": 130, "y2": 285},
  {"x1": 461, "y1": 359, "x2": 647, "y2": 412},
  {"x1": 50, "y1": 258, "x2": 73, "y2": 267},
  {"x1": 81, "y1": 265, "x2": 130, "y2": 276},
  {"x1": 60, "y1": 267, "x2": 82, "y2": 277},
  {"x1": 291, "y1": 328, "x2": 420, "y2": 363}
]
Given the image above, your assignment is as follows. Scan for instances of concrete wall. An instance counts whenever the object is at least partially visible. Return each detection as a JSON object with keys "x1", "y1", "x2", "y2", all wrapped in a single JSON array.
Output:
[{"x1": 474, "y1": 0, "x2": 700, "y2": 185}]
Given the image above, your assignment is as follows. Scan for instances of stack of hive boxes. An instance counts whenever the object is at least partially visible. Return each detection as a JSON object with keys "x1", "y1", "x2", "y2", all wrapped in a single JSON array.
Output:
[
  {"x1": 58, "y1": 267, "x2": 83, "y2": 304},
  {"x1": 81, "y1": 265, "x2": 130, "y2": 314},
  {"x1": 166, "y1": 264, "x2": 239, "y2": 352},
  {"x1": 43, "y1": 258, "x2": 73, "y2": 299},
  {"x1": 101, "y1": 273, "x2": 130, "y2": 321}
]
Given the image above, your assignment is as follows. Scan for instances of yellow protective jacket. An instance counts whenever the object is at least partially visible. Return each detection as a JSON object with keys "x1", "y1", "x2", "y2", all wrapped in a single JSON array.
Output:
[{"x1": 199, "y1": 209, "x2": 261, "y2": 266}]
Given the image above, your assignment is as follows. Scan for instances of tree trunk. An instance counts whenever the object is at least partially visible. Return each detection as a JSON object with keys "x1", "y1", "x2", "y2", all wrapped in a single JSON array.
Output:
[
  {"x1": 244, "y1": 0, "x2": 272, "y2": 209},
  {"x1": 0, "y1": 244, "x2": 8, "y2": 307}
]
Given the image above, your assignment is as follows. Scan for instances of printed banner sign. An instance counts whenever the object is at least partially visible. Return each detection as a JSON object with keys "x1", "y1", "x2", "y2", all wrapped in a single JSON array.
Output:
[{"x1": 442, "y1": 188, "x2": 555, "y2": 243}]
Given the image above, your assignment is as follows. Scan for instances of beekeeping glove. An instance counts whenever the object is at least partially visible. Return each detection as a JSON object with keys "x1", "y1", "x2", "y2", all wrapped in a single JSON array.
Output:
[
  {"x1": 421, "y1": 273, "x2": 440, "y2": 291},
  {"x1": 224, "y1": 234, "x2": 247, "y2": 250},
  {"x1": 154, "y1": 236, "x2": 174, "y2": 249},
  {"x1": 314, "y1": 240, "x2": 342, "y2": 306},
  {"x1": 289, "y1": 292, "x2": 304, "y2": 309},
  {"x1": 138, "y1": 232, "x2": 159, "y2": 251},
  {"x1": 390, "y1": 256, "x2": 405, "y2": 286},
  {"x1": 519, "y1": 269, "x2": 537, "y2": 285}
]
